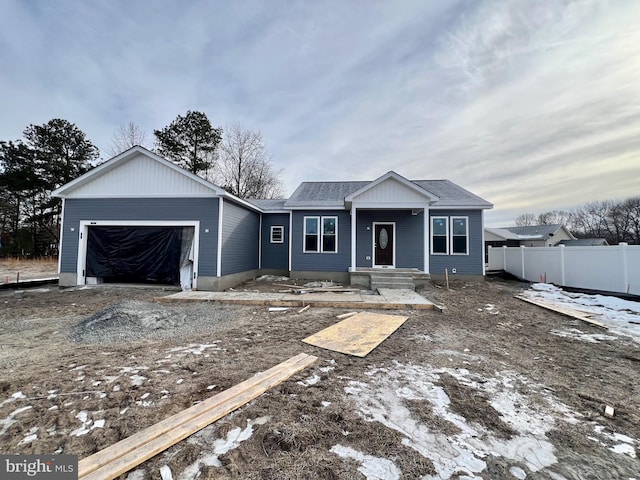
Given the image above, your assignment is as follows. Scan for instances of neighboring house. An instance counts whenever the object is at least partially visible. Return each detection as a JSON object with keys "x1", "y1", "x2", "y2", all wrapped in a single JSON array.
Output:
[
  {"x1": 558, "y1": 238, "x2": 609, "y2": 246},
  {"x1": 52, "y1": 146, "x2": 493, "y2": 291}
]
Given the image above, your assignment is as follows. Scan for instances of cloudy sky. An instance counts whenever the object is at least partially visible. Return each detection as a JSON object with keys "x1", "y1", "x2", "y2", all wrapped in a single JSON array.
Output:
[{"x1": 1, "y1": 0, "x2": 639, "y2": 226}]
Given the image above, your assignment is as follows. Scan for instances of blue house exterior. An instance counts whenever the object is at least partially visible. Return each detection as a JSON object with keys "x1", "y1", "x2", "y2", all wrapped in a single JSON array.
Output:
[{"x1": 53, "y1": 147, "x2": 492, "y2": 290}]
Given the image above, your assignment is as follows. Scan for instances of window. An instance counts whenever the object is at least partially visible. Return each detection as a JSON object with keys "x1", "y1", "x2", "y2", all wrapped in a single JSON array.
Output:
[
  {"x1": 322, "y1": 217, "x2": 337, "y2": 253},
  {"x1": 270, "y1": 226, "x2": 284, "y2": 243},
  {"x1": 303, "y1": 216, "x2": 338, "y2": 253},
  {"x1": 304, "y1": 217, "x2": 319, "y2": 252},
  {"x1": 451, "y1": 217, "x2": 468, "y2": 254},
  {"x1": 431, "y1": 217, "x2": 448, "y2": 254}
]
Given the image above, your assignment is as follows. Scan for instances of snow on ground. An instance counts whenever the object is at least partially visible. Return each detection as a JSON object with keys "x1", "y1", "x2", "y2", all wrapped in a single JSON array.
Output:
[
  {"x1": 331, "y1": 444, "x2": 401, "y2": 480},
  {"x1": 524, "y1": 284, "x2": 640, "y2": 340},
  {"x1": 341, "y1": 361, "x2": 637, "y2": 479},
  {"x1": 175, "y1": 416, "x2": 271, "y2": 480}
]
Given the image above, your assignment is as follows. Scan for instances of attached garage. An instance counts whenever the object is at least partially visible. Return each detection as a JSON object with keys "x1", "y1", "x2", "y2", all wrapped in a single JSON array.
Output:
[
  {"x1": 80, "y1": 223, "x2": 197, "y2": 288},
  {"x1": 52, "y1": 146, "x2": 261, "y2": 291}
]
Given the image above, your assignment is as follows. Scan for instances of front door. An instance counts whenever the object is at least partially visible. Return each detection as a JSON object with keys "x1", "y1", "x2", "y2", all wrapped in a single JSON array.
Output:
[{"x1": 373, "y1": 223, "x2": 394, "y2": 267}]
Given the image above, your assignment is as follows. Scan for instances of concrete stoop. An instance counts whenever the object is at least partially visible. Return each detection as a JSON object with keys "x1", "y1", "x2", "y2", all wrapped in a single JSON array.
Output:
[{"x1": 370, "y1": 273, "x2": 415, "y2": 291}]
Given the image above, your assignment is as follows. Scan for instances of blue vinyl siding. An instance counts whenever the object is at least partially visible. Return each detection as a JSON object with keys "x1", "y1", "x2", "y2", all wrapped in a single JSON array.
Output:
[
  {"x1": 356, "y1": 210, "x2": 424, "y2": 269},
  {"x1": 221, "y1": 200, "x2": 260, "y2": 275},
  {"x1": 60, "y1": 197, "x2": 220, "y2": 276},
  {"x1": 429, "y1": 209, "x2": 484, "y2": 275},
  {"x1": 261, "y1": 213, "x2": 289, "y2": 269},
  {"x1": 291, "y1": 210, "x2": 351, "y2": 272}
]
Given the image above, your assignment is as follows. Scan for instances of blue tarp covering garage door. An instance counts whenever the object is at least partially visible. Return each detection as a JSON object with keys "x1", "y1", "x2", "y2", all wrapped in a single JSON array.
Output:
[{"x1": 86, "y1": 226, "x2": 183, "y2": 284}]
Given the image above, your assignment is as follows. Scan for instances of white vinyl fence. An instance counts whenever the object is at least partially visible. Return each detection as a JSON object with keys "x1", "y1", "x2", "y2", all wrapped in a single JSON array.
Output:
[{"x1": 487, "y1": 243, "x2": 640, "y2": 296}]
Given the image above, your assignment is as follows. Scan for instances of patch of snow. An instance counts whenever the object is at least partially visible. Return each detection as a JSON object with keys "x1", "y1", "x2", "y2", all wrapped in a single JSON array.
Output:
[
  {"x1": 510, "y1": 466, "x2": 527, "y2": 479},
  {"x1": 592, "y1": 424, "x2": 638, "y2": 458},
  {"x1": 207, "y1": 385, "x2": 216, "y2": 390},
  {"x1": 159, "y1": 465, "x2": 174, "y2": 480},
  {"x1": 321, "y1": 401, "x2": 332, "y2": 408},
  {"x1": 344, "y1": 363, "x2": 574, "y2": 478},
  {"x1": 168, "y1": 343, "x2": 221, "y2": 355},
  {"x1": 130, "y1": 375, "x2": 147, "y2": 386},
  {"x1": 331, "y1": 444, "x2": 401, "y2": 480},
  {"x1": 176, "y1": 379, "x2": 184, "y2": 384},
  {"x1": 550, "y1": 328, "x2": 619, "y2": 343},
  {"x1": 140, "y1": 393, "x2": 150, "y2": 400},
  {"x1": 297, "y1": 374, "x2": 321, "y2": 387},
  {"x1": 18, "y1": 427, "x2": 39, "y2": 445},
  {"x1": 0, "y1": 405, "x2": 33, "y2": 436},
  {"x1": 178, "y1": 417, "x2": 270, "y2": 480},
  {"x1": 125, "y1": 469, "x2": 146, "y2": 480},
  {"x1": 526, "y1": 284, "x2": 640, "y2": 339},
  {"x1": 71, "y1": 411, "x2": 105, "y2": 436},
  {"x1": 319, "y1": 366, "x2": 335, "y2": 373},
  {"x1": 256, "y1": 274, "x2": 289, "y2": 282}
]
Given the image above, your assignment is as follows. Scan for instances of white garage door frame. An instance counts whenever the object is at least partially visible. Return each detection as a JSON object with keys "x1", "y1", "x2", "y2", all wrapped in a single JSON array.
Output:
[{"x1": 77, "y1": 220, "x2": 201, "y2": 288}]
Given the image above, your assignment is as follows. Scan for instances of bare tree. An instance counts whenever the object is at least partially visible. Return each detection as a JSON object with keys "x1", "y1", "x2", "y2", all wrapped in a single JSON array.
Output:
[
  {"x1": 107, "y1": 122, "x2": 150, "y2": 157},
  {"x1": 218, "y1": 124, "x2": 283, "y2": 199},
  {"x1": 537, "y1": 210, "x2": 575, "y2": 229},
  {"x1": 514, "y1": 213, "x2": 536, "y2": 226}
]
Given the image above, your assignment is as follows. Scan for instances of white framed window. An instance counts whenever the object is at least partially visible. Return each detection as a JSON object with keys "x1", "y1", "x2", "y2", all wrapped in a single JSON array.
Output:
[
  {"x1": 451, "y1": 217, "x2": 469, "y2": 255},
  {"x1": 303, "y1": 216, "x2": 338, "y2": 253},
  {"x1": 270, "y1": 225, "x2": 284, "y2": 243},
  {"x1": 304, "y1": 216, "x2": 320, "y2": 252},
  {"x1": 431, "y1": 216, "x2": 448, "y2": 254}
]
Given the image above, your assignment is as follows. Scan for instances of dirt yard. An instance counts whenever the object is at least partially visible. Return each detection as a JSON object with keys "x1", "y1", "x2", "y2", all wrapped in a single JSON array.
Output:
[{"x1": 1, "y1": 274, "x2": 639, "y2": 479}]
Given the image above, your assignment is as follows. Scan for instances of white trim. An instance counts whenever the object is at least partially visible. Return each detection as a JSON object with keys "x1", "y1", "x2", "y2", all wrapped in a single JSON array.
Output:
[
  {"x1": 451, "y1": 216, "x2": 469, "y2": 255},
  {"x1": 217, "y1": 198, "x2": 224, "y2": 277},
  {"x1": 76, "y1": 220, "x2": 200, "y2": 288},
  {"x1": 57, "y1": 198, "x2": 65, "y2": 274},
  {"x1": 350, "y1": 207, "x2": 357, "y2": 271},
  {"x1": 350, "y1": 201, "x2": 431, "y2": 209},
  {"x1": 424, "y1": 206, "x2": 429, "y2": 273},
  {"x1": 287, "y1": 205, "x2": 345, "y2": 211},
  {"x1": 481, "y1": 210, "x2": 486, "y2": 275},
  {"x1": 372, "y1": 222, "x2": 396, "y2": 268},
  {"x1": 288, "y1": 212, "x2": 293, "y2": 271},
  {"x1": 303, "y1": 216, "x2": 320, "y2": 253},
  {"x1": 258, "y1": 214, "x2": 263, "y2": 269},
  {"x1": 429, "y1": 205, "x2": 491, "y2": 210},
  {"x1": 270, "y1": 225, "x2": 285, "y2": 243},
  {"x1": 345, "y1": 171, "x2": 439, "y2": 203},
  {"x1": 431, "y1": 216, "x2": 449, "y2": 255}
]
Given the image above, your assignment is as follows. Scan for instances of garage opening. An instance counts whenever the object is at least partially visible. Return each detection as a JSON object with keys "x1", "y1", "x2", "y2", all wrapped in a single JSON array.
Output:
[{"x1": 85, "y1": 226, "x2": 194, "y2": 287}]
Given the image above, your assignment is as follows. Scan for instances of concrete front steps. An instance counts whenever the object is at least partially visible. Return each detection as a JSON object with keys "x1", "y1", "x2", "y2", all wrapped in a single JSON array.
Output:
[{"x1": 351, "y1": 269, "x2": 431, "y2": 291}]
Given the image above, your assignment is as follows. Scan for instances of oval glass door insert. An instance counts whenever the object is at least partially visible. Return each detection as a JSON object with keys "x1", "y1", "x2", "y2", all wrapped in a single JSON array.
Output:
[{"x1": 379, "y1": 228, "x2": 388, "y2": 249}]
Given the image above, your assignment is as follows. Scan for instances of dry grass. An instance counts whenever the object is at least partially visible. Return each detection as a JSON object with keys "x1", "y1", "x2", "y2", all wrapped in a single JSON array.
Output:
[{"x1": 0, "y1": 257, "x2": 58, "y2": 282}]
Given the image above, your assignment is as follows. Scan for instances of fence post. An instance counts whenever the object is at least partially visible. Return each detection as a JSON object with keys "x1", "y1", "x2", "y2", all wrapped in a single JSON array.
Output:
[
  {"x1": 620, "y1": 242, "x2": 629, "y2": 293},
  {"x1": 520, "y1": 245, "x2": 526, "y2": 280},
  {"x1": 501, "y1": 245, "x2": 506, "y2": 271},
  {"x1": 559, "y1": 244, "x2": 566, "y2": 286}
]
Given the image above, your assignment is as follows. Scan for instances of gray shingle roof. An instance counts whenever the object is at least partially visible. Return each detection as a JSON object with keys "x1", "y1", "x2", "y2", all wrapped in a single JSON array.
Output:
[
  {"x1": 245, "y1": 199, "x2": 288, "y2": 211},
  {"x1": 502, "y1": 224, "x2": 563, "y2": 240},
  {"x1": 283, "y1": 179, "x2": 492, "y2": 208}
]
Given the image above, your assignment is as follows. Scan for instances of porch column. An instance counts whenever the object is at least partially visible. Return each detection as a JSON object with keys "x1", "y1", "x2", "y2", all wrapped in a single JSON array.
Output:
[
  {"x1": 424, "y1": 205, "x2": 430, "y2": 273},
  {"x1": 351, "y1": 206, "x2": 357, "y2": 271}
]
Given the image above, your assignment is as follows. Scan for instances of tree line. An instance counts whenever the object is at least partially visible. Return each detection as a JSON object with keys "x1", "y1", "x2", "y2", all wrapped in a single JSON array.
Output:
[
  {"x1": 515, "y1": 197, "x2": 640, "y2": 245},
  {"x1": 0, "y1": 112, "x2": 283, "y2": 257}
]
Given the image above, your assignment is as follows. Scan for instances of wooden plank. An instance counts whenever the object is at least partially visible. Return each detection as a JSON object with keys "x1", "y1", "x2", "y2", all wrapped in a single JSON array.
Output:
[
  {"x1": 336, "y1": 311, "x2": 359, "y2": 319},
  {"x1": 302, "y1": 312, "x2": 408, "y2": 357},
  {"x1": 78, "y1": 353, "x2": 316, "y2": 480},
  {"x1": 515, "y1": 294, "x2": 609, "y2": 329}
]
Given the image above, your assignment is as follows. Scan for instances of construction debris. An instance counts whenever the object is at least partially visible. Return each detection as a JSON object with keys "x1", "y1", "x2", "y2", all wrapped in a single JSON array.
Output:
[
  {"x1": 336, "y1": 312, "x2": 359, "y2": 320},
  {"x1": 298, "y1": 305, "x2": 310, "y2": 314},
  {"x1": 515, "y1": 294, "x2": 608, "y2": 329},
  {"x1": 303, "y1": 312, "x2": 408, "y2": 357}
]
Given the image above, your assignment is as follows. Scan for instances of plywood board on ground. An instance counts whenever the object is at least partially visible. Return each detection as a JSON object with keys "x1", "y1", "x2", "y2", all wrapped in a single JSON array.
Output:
[
  {"x1": 515, "y1": 294, "x2": 608, "y2": 329},
  {"x1": 302, "y1": 312, "x2": 408, "y2": 357}
]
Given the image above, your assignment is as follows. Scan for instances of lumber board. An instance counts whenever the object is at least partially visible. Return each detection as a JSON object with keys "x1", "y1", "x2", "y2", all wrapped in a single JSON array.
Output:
[
  {"x1": 303, "y1": 312, "x2": 408, "y2": 357},
  {"x1": 78, "y1": 353, "x2": 317, "y2": 480},
  {"x1": 515, "y1": 294, "x2": 608, "y2": 329}
]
